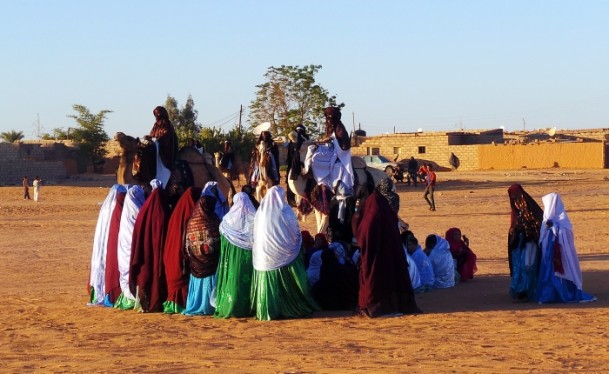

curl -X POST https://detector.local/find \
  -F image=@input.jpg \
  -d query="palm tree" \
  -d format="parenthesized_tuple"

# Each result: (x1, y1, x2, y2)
(0, 130, 25, 143)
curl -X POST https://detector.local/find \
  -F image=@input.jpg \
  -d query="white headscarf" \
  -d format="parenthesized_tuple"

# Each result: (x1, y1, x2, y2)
(220, 192, 256, 250)
(540, 193, 583, 289)
(117, 185, 146, 300)
(89, 184, 127, 304)
(428, 234, 455, 289)
(252, 186, 302, 271)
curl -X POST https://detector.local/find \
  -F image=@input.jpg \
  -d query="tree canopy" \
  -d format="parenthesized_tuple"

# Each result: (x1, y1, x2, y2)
(0, 130, 25, 143)
(165, 95, 255, 161)
(165, 95, 201, 148)
(248, 64, 343, 138)
(67, 104, 111, 171)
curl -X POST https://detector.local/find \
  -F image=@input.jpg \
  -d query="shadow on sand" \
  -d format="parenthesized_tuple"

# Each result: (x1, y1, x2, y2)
(310, 254, 608, 318)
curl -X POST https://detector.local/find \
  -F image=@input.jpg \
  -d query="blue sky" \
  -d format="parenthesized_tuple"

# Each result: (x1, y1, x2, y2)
(2, 1, 608, 139)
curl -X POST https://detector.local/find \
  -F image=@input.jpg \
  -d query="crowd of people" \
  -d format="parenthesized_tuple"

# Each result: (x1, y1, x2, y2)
(87, 105, 595, 322)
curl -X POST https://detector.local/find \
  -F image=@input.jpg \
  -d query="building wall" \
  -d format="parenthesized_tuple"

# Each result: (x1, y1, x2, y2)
(351, 133, 606, 171)
(0, 160, 67, 186)
(478, 142, 605, 169)
(447, 145, 479, 170)
(351, 132, 453, 170)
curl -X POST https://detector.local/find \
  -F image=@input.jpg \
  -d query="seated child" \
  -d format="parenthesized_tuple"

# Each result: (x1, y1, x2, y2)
(402, 232, 435, 291)
(425, 234, 457, 288)
(445, 228, 477, 281)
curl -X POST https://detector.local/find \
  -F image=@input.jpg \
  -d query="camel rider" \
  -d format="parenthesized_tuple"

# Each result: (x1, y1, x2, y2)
(303, 107, 354, 192)
(149, 106, 179, 171)
(220, 140, 234, 171)
(249, 130, 280, 186)
(286, 125, 311, 206)
(133, 106, 178, 188)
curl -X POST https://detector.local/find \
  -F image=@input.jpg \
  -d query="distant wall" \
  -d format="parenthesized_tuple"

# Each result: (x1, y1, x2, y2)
(351, 133, 606, 171)
(478, 142, 605, 170)
(0, 160, 67, 186)
(351, 132, 453, 170)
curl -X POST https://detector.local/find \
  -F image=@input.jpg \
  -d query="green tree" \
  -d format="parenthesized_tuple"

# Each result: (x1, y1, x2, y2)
(41, 127, 72, 140)
(249, 64, 343, 137)
(0, 130, 25, 143)
(165, 94, 201, 147)
(67, 104, 111, 173)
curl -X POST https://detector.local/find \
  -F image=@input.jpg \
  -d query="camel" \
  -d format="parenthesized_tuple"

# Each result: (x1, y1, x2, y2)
(114, 132, 234, 203)
(287, 140, 386, 234)
(214, 152, 248, 187)
(248, 141, 279, 202)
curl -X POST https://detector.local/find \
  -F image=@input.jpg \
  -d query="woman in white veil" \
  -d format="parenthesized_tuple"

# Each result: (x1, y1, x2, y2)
(251, 186, 318, 320)
(536, 193, 595, 303)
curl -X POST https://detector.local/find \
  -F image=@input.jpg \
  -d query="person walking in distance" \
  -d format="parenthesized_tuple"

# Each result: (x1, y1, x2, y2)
(22, 176, 31, 200)
(423, 164, 436, 211)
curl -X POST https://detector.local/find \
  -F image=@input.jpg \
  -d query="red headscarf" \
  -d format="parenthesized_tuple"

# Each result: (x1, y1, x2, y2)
(445, 227, 477, 281)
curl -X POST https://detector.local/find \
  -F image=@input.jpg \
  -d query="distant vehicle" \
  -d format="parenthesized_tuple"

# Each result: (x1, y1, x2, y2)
(361, 155, 404, 181)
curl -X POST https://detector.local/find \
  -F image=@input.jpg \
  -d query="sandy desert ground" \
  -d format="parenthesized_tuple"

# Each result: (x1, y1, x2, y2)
(1, 168, 609, 373)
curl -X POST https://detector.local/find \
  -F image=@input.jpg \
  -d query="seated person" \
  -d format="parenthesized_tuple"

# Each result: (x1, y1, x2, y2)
(425, 234, 457, 288)
(304, 233, 328, 269)
(307, 236, 359, 311)
(402, 232, 435, 291)
(445, 228, 477, 281)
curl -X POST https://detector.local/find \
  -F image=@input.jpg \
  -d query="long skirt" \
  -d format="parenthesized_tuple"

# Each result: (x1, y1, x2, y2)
(509, 238, 540, 301)
(214, 237, 254, 318)
(251, 255, 318, 321)
(114, 292, 136, 310)
(182, 273, 217, 316)
(536, 232, 595, 304)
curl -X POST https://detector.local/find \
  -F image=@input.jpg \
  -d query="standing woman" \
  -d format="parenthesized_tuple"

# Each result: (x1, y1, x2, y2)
(536, 193, 596, 303)
(129, 179, 170, 312)
(351, 190, 421, 317)
(251, 186, 318, 320)
(89, 184, 127, 305)
(33, 176, 42, 202)
(182, 194, 221, 316)
(114, 185, 146, 310)
(214, 192, 257, 318)
(162, 186, 202, 314)
(507, 184, 543, 301)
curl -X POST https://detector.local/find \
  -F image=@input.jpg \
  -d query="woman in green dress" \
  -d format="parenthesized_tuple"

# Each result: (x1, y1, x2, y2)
(250, 186, 318, 321)
(214, 192, 257, 318)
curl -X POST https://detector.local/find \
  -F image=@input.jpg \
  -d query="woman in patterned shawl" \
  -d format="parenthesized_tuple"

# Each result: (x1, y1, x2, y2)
(182, 192, 222, 316)
(251, 186, 318, 321)
(507, 184, 543, 301)
(377, 177, 399, 214)
(214, 192, 257, 318)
